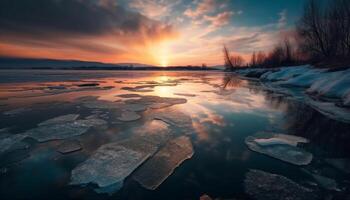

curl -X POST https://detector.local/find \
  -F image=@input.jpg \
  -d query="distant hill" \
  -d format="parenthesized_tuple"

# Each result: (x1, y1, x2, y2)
(0, 57, 220, 71)
(0, 57, 152, 69)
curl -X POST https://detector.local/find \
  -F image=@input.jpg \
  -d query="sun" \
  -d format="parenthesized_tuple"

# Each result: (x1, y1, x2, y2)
(150, 41, 171, 67)
(160, 58, 168, 67)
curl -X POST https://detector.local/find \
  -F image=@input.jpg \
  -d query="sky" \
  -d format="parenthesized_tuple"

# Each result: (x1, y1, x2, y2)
(0, 0, 307, 66)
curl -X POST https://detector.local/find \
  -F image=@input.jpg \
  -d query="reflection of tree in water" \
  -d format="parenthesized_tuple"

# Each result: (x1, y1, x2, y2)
(263, 91, 350, 157)
(222, 73, 243, 89)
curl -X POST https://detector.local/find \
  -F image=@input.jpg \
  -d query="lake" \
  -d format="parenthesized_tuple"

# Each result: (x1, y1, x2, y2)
(0, 70, 349, 200)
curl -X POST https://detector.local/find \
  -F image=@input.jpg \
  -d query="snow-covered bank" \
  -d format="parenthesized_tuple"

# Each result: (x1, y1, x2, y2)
(236, 65, 350, 122)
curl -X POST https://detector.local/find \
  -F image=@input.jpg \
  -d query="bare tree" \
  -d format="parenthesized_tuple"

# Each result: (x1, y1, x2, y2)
(231, 55, 245, 67)
(256, 51, 266, 66)
(223, 45, 234, 70)
(297, 0, 350, 62)
(251, 52, 257, 67)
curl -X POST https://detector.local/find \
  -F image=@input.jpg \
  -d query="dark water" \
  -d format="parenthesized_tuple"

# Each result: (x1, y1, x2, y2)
(0, 70, 349, 200)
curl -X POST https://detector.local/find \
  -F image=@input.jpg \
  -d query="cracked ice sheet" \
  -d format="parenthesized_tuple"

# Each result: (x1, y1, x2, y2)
(70, 134, 171, 194)
(245, 132, 313, 166)
(132, 136, 194, 190)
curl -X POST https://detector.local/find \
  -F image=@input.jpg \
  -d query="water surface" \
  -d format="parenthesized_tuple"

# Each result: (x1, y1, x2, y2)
(0, 70, 349, 200)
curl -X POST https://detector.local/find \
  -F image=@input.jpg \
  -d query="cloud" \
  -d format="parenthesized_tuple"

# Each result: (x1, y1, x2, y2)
(278, 9, 287, 29)
(0, 0, 176, 39)
(204, 11, 233, 27)
(0, 0, 179, 64)
(128, 0, 181, 19)
(184, 0, 216, 18)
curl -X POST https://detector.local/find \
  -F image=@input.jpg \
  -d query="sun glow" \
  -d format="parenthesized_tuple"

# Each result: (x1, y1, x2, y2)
(149, 41, 172, 67)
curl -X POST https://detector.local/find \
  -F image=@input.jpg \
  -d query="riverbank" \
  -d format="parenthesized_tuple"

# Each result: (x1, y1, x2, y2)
(235, 65, 350, 122)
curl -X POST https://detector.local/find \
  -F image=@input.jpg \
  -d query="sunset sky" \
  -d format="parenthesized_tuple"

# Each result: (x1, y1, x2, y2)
(0, 0, 307, 66)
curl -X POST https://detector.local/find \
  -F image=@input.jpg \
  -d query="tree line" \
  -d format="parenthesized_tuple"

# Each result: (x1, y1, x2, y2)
(224, 0, 350, 70)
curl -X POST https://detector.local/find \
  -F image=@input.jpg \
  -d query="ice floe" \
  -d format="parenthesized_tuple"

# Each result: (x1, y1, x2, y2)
(302, 170, 340, 191)
(245, 132, 312, 165)
(26, 115, 107, 142)
(0, 134, 28, 154)
(117, 111, 141, 122)
(117, 94, 142, 98)
(244, 169, 317, 200)
(3, 107, 32, 115)
(38, 114, 80, 126)
(152, 109, 194, 135)
(57, 140, 82, 154)
(132, 136, 194, 190)
(173, 93, 196, 97)
(325, 158, 350, 174)
(123, 104, 147, 112)
(70, 135, 169, 194)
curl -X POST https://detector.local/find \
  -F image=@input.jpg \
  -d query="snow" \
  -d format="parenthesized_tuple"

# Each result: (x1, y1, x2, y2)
(245, 132, 312, 165)
(244, 169, 317, 200)
(236, 65, 350, 122)
(253, 133, 309, 147)
(260, 65, 311, 81)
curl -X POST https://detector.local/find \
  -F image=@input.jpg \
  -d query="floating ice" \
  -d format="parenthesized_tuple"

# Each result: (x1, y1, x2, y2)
(117, 94, 142, 98)
(57, 140, 82, 154)
(132, 136, 194, 190)
(70, 136, 167, 194)
(153, 109, 194, 135)
(0, 134, 28, 154)
(133, 120, 171, 138)
(121, 86, 154, 92)
(149, 102, 172, 109)
(124, 95, 187, 110)
(254, 133, 308, 147)
(325, 158, 350, 174)
(123, 104, 147, 112)
(117, 111, 141, 122)
(244, 169, 317, 200)
(199, 194, 213, 200)
(26, 116, 107, 142)
(83, 100, 124, 109)
(3, 107, 32, 115)
(38, 114, 80, 126)
(303, 170, 340, 191)
(245, 132, 312, 165)
(173, 93, 196, 97)
(77, 83, 100, 87)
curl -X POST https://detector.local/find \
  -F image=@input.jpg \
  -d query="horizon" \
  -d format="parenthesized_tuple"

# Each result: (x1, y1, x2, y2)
(0, 0, 307, 67)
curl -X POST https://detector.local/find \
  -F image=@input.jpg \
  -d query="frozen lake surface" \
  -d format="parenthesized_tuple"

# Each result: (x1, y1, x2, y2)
(0, 70, 349, 199)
